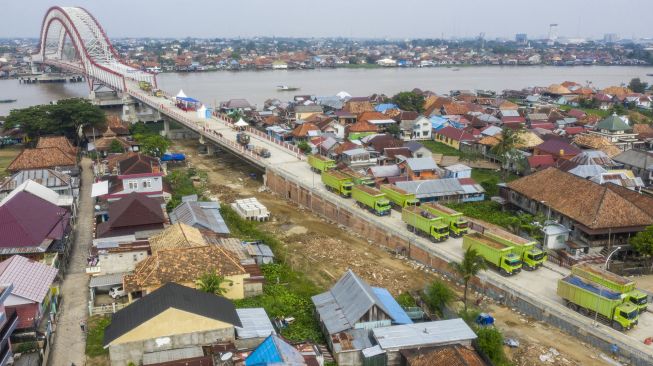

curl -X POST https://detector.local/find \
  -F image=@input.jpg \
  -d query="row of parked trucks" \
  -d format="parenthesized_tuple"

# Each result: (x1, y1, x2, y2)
(310, 154, 648, 332)
(557, 263, 648, 331)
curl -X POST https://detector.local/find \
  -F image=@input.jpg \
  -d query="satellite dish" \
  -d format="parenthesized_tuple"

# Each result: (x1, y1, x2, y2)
(220, 352, 233, 361)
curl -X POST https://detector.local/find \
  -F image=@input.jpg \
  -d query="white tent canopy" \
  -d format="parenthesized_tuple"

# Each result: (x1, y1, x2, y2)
(235, 118, 249, 127)
(176, 89, 188, 98)
(336, 91, 351, 100)
(196, 105, 208, 119)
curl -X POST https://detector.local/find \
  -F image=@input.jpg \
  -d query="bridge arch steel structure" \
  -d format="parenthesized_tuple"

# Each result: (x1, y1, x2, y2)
(34, 6, 156, 92)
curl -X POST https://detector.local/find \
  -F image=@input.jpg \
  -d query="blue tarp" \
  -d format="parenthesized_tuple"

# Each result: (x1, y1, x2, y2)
(375, 103, 398, 113)
(176, 96, 200, 104)
(565, 276, 621, 300)
(161, 153, 186, 161)
(372, 287, 413, 325)
(245, 334, 305, 366)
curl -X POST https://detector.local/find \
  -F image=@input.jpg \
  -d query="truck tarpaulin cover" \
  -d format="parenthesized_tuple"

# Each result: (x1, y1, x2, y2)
(565, 276, 621, 300)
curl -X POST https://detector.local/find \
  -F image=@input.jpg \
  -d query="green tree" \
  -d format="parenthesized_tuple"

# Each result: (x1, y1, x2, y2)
(4, 98, 104, 143)
(476, 327, 510, 366)
(135, 134, 169, 157)
(423, 280, 455, 318)
(449, 247, 487, 312)
(490, 127, 523, 180)
(392, 91, 425, 113)
(628, 78, 649, 93)
(631, 225, 653, 268)
(196, 271, 231, 296)
(109, 139, 125, 153)
(385, 123, 401, 138)
(396, 293, 416, 308)
(297, 141, 312, 154)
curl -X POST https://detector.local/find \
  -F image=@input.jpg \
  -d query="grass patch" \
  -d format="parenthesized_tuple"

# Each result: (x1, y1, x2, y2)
(558, 105, 609, 118)
(221, 205, 324, 342)
(85, 316, 111, 357)
(471, 169, 517, 197)
(165, 168, 207, 211)
(447, 201, 516, 230)
(421, 140, 462, 156)
(0, 146, 21, 178)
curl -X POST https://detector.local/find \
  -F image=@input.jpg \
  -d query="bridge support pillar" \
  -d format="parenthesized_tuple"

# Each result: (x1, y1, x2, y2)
(198, 134, 205, 145)
(206, 144, 215, 155)
(163, 118, 170, 137)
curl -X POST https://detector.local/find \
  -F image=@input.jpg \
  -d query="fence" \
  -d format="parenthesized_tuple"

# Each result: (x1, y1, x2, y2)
(88, 301, 128, 316)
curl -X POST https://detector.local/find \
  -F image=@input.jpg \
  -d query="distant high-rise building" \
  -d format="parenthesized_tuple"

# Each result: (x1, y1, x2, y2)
(547, 24, 558, 46)
(604, 33, 619, 43)
(515, 33, 528, 43)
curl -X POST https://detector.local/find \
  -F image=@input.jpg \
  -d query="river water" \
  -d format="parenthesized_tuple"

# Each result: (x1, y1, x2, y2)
(2, 65, 653, 115)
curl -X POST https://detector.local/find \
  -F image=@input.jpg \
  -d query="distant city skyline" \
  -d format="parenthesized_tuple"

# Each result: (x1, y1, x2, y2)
(1, 0, 652, 40)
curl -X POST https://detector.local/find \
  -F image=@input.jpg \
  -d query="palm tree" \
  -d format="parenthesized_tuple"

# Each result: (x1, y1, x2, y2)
(449, 247, 488, 312)
(195, 271, 232, 296)
(490, 127, 523, 180)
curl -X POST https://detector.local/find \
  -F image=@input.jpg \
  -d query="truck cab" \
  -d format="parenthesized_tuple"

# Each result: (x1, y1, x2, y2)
(523, 247, 547, 270)
(501, 253, 522, 275)
(626, 290, 648, 313)
(375, 198, 391, 216)
(613, 302, 639, 331)
(406, 198, 420, 207)
(450, 218, 469, 237)
(342, 181, 354, 197)
(430, 224, 449, 242)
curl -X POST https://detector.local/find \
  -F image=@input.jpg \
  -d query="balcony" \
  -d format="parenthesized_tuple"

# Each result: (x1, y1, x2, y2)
(0, 310, 17, 343)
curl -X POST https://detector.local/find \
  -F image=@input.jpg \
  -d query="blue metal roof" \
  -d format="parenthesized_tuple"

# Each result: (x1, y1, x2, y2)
(372, 287, 413, 325)
(245, 334, 305, 366)
(375, 103, 398, 113)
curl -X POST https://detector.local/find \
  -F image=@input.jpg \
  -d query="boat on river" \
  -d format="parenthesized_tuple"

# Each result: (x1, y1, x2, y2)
(277, 85, 299, 91)
(0, 99, 16, 103)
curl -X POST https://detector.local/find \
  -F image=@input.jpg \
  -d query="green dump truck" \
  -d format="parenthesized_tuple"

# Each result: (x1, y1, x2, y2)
(557, 275, 639, 331)
(138, 81, 152, 92)
(321, 170, 354, 198)
(340, 169, 375, 187)
(402, 206, 448, 242)
(422, 203, 469, 237)
(462, 233, 522, 276)
(308, 155, 336, 173)
(380, 184, 419, 209)
(483, 229, 546, 271)
(352, 185, 391, 216)
(572, 264, 648, 313)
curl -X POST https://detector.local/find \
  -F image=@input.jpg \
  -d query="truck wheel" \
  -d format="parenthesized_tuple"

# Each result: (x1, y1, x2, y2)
(566, 302, 578, 312)
(612, 321, 623, 331)
(579, 307, 589, 316)
(500, 268, 509, 276)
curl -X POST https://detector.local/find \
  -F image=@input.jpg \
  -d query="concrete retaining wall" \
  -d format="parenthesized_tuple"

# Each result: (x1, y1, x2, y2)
(265, 168, 653, 366)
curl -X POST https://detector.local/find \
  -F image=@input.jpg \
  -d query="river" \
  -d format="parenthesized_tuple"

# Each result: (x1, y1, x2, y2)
(2, 65, 653, 116)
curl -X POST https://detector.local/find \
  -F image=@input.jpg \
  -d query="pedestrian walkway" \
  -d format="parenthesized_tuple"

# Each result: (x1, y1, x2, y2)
(48, 158, 94, 366)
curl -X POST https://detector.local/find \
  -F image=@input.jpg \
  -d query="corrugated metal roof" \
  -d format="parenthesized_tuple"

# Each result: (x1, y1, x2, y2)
(372, 319, 476, 350)
(405, 158, 438, 172)
(311, 270, 392, 334)
(169, 201, 230, 234)
(0, 255, 58, 303)
(89, 273, 124, 288)
(396, 179, 464, 199)
(143, 346, 204, 365)
(568, 164, 607, 178)
(235, 308, 276, 339)
(371, 288, 412, 325)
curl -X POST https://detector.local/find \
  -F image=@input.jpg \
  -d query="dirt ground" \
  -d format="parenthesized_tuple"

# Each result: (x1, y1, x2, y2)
(171, 139, 621, 366)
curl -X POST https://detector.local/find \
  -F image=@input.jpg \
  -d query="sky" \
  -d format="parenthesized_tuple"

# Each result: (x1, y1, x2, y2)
(1, 0, 652, 40)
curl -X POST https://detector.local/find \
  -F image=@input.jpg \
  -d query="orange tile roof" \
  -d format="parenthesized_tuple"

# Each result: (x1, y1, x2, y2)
(507, 168, 653, 230)
(123, 245, 246, 293)
(291, 122, 320, 138)
(442, 103, 469, 115)
(347, 120, 379, 133)
(8, 147, 76, 172)
(36, 136, 77, 156)
(357, 111, 386, 123)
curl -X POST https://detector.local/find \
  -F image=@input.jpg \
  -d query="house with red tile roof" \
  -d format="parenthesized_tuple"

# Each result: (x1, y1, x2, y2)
(291, 122, 320, 142)
(0, 187, 71, 260)
(533, 139, 581, 161)
(7, 147, 77, 173)
(526, 155, 556, 173)
(97, 154, 167, 201)
(433, 126, 476, 150)
(0, 255, 58, 330)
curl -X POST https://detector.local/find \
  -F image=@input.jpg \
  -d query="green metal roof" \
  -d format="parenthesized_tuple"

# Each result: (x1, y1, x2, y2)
(596, 114, 630, 131)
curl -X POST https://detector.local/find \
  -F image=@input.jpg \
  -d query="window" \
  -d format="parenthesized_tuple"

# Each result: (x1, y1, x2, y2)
(128, 180, 138, 190)
(133, 254, 138, 262)
(142, 179, 152, 188)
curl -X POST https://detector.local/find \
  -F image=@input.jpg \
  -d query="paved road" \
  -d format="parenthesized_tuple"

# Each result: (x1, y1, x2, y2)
(131, 86, 653, 357)
(49, 158, 93, 366)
